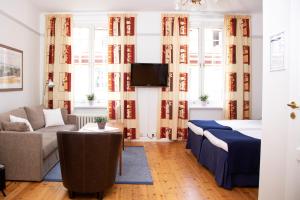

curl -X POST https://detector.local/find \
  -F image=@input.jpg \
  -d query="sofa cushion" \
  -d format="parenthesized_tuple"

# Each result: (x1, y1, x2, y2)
(43, 108, 65, 127)
(38, 124, 77, 133)
(39, 125, 77, 158)
(24, 105, 45, 130)
(42, 132, 58, 158)
(10, 115, 34, 132)
(0, 108, 28, 130)
(1, 122, 30, 132)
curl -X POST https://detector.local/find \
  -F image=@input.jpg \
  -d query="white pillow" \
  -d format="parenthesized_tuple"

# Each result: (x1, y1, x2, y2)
(10, 115, 34, 132)
(43, 108, 65, 127)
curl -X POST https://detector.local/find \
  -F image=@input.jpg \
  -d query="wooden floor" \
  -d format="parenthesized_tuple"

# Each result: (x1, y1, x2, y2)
(1, 142, 258, 200)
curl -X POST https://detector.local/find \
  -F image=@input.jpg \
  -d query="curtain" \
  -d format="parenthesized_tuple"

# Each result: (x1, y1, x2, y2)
(224, 15, 251, 120)
(107, 14, 139, 139)
(157, 14, 189, 140)
(44, 15, 72, 113)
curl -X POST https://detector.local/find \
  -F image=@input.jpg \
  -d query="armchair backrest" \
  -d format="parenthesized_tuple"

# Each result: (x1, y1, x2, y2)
(57, 131, 122, 193)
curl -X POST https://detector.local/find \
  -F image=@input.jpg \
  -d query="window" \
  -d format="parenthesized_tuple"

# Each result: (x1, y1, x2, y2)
(188, 25, 224, 107)
(73, 26, 108, 107)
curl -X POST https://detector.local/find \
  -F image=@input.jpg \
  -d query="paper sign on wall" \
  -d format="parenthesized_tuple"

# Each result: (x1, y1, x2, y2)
(270, 32, 285, 71)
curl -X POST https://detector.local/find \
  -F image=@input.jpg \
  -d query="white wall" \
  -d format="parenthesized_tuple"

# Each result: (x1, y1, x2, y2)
(0, 0, 40, 32)
(0, 0, 41, 113)
(189, 107, 224, 120)
(136, 12, 161, 137)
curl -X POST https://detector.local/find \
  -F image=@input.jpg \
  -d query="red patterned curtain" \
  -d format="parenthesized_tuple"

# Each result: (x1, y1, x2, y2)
(224, 15, 251, 119)
(158, 14, 189, 140)
(44, 15, 72, 113)
(107, 14, 138, 139)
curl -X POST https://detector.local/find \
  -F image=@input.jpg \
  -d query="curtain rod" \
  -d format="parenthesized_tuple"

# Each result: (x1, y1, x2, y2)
(42, 11, 260, 18)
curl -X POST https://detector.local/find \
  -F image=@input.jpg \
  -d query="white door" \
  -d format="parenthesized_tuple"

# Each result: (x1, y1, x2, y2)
(284, 0, 300, 198)
(259, 0, 300, 199)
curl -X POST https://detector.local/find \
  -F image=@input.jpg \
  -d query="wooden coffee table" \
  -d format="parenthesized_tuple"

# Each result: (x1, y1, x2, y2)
(80, 122, 124, 176)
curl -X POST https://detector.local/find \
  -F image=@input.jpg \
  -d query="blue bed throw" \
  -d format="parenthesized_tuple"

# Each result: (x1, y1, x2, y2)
(189, 120, 232, 131)
(208, 129, 261, 174)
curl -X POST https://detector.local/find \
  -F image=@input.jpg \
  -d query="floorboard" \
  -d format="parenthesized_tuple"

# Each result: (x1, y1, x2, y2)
(1, 142, 258, 200)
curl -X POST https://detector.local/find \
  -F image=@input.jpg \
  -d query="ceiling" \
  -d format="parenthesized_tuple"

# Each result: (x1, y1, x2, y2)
(29, 0, 262, 13)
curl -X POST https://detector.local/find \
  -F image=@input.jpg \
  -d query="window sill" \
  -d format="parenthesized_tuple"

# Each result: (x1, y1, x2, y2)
(74, 103, 223, 110)
(189, 104, 223, 110)
(74, 103, 107, 109)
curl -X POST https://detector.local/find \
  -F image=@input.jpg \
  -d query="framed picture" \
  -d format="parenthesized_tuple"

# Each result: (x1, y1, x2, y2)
(270, 32, 285, 71)
(0, 44, 23, 91)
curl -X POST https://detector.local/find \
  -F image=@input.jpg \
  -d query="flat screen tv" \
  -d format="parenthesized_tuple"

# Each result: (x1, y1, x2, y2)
(130, 63, 168, 87)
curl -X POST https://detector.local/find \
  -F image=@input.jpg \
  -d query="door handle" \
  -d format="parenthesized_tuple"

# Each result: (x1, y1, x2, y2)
(287, 101, 299, 109)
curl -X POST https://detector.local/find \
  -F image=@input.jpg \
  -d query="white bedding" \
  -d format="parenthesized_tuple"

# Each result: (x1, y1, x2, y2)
(217, 120, 262, 131)
(187, 122, 205, 136)
(187, 120, 262, 136)
(203, 129, 262, 152)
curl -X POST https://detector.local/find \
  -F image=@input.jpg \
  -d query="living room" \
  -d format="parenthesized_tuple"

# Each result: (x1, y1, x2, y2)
(1, 0, 300, 200)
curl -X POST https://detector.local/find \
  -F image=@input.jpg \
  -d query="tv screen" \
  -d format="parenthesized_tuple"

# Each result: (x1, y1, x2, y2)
(130, 63, 168, 87)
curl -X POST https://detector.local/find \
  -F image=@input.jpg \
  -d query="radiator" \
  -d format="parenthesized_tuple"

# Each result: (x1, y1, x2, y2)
(77, 115, 99, 129)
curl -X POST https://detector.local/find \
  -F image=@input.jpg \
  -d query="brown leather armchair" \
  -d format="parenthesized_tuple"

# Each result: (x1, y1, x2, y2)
(57, 131, 122, 200)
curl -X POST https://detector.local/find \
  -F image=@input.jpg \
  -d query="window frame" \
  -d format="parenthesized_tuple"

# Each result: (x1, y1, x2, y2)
(189, 20, 225, 107)
(72, 24, 108, 108)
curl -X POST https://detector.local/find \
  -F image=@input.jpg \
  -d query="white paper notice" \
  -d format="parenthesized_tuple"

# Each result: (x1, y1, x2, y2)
(270, 32, 285, 71)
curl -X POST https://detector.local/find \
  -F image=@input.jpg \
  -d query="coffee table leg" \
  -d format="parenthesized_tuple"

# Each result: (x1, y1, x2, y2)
(119, 150, 122, 176)
(123, 135, 125, 151)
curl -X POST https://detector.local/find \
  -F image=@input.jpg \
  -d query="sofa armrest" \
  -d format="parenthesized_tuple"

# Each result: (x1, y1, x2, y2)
(66, 114, 77, 125)
(0, 131, 44, 181)
(61, 108, 78, 127)
(66, 114, 78, 129)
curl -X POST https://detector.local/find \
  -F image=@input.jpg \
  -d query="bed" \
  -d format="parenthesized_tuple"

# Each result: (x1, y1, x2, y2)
(186, 121, 229, 159)
(186, 120, 262, 189)
(186, 120, 261, 160)
(200, 129, 261, 189)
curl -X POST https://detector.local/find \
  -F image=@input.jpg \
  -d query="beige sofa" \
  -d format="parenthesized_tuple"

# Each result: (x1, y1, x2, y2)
(0, 105, 78, 181)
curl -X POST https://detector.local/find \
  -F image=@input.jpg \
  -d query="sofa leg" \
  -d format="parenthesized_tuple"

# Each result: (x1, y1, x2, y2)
(68, 191, 75, 199)
(97, 192, 103, 200)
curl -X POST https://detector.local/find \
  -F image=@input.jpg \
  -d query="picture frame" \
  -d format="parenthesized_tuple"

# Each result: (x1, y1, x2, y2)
(0, 44, 23, 91)
(270, 32, 285, 71)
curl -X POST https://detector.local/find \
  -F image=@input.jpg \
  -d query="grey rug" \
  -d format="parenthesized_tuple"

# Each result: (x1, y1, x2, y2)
(44, 146, 153, 185)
